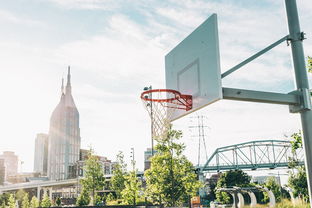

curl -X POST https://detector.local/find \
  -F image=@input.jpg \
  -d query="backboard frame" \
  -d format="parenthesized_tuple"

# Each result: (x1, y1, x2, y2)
(165, 13, 222, 121)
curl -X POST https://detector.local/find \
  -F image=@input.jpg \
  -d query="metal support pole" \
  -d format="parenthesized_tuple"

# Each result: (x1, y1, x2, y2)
(150, 86, 154, 157)
(37, 186, 41, 200)
(131, 147, 135, 171)
(144, 85, 154, 157)
(285, 0, 312, 201)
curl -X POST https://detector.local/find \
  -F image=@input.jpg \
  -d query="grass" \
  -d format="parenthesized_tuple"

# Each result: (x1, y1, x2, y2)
(241, 199, 310, 208)
(275, 199, 310, 208)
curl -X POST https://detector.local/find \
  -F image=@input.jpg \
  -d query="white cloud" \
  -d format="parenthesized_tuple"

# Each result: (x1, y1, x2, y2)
(52, 14, 167, 89)
(0, 10, 43, 26)
(45, 0, 122, 10)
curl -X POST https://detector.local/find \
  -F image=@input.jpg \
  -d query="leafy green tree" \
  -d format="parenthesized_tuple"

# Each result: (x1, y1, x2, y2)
(8, 194, 16, 208)
(94, 193, 104, 205)
(30, 196, 39, 208)
(290, 131, 303, 152)
(22, 193, 30, 208)
(111, 151, 127, 199)
(106, 193, 115, 203)
(308, 56, 312, 73)
(289, 166, 309, 202)
(40, 193, 51, 208)
(0, 193, 10, 207)
(145, 126, 202, 207)
(121, 171, 142, 205)
(289, 131, 303, 168)
(215, 170, 251, 204)
(263, 176, 281, 203)
(80, 148, 105, 205)
(55, 197, 61, 206)
(76, 188, 90, 206)
(16, 189, 26, 206)
(287, 131, 309, 202)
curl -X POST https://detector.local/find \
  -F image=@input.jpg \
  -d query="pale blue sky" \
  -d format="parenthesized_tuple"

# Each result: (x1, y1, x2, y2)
(0, 0, 311, 175)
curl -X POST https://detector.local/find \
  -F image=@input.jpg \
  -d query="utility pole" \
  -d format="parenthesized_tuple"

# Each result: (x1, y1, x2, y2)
(285, 0, 312, 201)
(189, 115, 209, 166)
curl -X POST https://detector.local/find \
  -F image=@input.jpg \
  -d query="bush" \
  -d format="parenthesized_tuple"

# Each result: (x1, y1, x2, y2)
(76, 188, 90, 206)
(106, 199, 122, 205)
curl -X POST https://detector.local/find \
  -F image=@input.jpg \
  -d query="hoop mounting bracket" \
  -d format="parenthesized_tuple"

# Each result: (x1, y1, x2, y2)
(289, 88, 312, 113)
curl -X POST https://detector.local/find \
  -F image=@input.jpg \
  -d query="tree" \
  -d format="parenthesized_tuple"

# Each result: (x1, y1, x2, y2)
(8, 194, 15, 208)
(106, 193, 115, 203)
(80, 148, 105, 205)
(55, 197, 61, 206)
(16, 189, 26, 206)
(0, 193, 10, 207)
(121, 171, 142, 205)
(215, 170, 251, 204)
(263, 176, 281, 203)
(22, 193, 30, 208)
(289, 166, 309, 202)
(40, 193, 51, 208)
(145, 126, 202, 207)
(30, 196, 39, 208)
(287, 131, 309, 203)
(76, 188, 90, 206)
(308, 56, 312, 73)
(110, 151, 127, 199)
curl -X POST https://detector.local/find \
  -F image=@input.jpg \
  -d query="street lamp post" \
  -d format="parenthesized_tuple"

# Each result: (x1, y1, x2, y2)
(130, 147, 136, 206)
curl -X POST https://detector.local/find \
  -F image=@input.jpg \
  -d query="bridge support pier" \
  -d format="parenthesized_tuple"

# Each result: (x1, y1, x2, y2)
(37, 186, 41, 200)
(49, 187, 52, 200)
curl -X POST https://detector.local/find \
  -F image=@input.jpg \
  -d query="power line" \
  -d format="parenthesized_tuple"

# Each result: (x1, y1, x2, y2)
(189, 115, 210, 166)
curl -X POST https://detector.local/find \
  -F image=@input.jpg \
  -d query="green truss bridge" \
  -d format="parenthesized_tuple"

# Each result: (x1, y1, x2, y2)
(199, 140, 304, 172)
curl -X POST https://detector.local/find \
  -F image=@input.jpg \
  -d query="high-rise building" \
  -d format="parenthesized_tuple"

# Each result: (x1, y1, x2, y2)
(144, 148, 156, 170)
(0, 151, 18, 180)
(33, 133, 49, 176)
(0, 159, 5, 185)
(48, 67, 81, 180)
(76, 149, 116, 177)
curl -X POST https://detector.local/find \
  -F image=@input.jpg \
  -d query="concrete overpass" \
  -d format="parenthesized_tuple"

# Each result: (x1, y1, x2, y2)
(0, 171, 144, 200)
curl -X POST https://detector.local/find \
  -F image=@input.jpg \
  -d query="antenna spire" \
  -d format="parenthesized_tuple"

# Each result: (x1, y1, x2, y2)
(66, 65, 72, 94)
(67, 66, 71, 85)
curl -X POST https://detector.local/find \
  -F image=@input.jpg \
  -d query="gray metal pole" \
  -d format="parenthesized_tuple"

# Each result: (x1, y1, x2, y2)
(285, 0, 312, 201)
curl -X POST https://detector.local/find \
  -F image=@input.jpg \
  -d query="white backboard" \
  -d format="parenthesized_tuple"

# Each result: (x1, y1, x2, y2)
(165, 14, 222, 121)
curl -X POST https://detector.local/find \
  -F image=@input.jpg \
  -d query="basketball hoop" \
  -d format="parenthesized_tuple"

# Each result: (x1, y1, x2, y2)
(141, 89, 192, 139)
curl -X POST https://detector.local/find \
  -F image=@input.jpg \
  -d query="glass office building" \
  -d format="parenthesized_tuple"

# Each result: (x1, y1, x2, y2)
(48, 68, 81, 180)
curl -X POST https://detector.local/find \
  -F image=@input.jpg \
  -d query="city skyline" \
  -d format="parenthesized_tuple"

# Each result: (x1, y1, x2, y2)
(0, 0, 311, 173)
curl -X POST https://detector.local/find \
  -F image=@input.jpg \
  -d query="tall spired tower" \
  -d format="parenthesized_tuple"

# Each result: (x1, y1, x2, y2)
(48, 67, 81, 180)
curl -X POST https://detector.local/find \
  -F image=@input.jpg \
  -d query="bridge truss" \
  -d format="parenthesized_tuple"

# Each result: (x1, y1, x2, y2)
(200, 140, 304, 172)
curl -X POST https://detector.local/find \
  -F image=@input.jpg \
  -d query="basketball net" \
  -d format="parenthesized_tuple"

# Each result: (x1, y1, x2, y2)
(141, 89, 192, 140)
